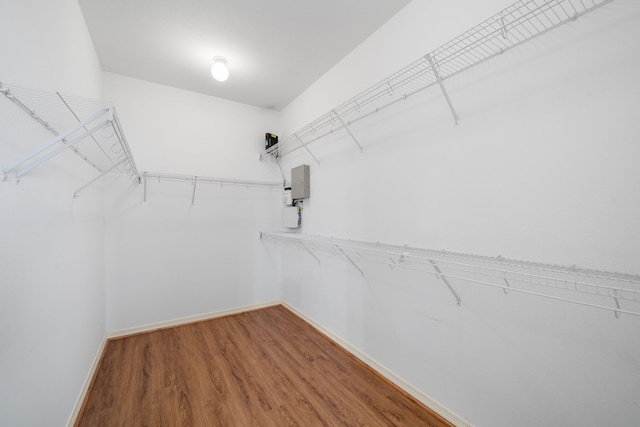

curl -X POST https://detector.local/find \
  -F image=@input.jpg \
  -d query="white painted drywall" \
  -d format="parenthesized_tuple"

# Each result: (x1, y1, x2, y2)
(0, 1, 106, 426)
(279, 1, 640, 426)
(0, 0, 103, 95)
(102, 74, 283, 331)
(102, 72, 284, 179)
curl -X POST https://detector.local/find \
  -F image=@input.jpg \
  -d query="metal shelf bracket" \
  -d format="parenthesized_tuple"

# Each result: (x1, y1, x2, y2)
(336, 245, 364, 275)
(426, 54, 459, 125)
(502, 277, 512, 295)
(294, 133, 321, 166)
(331, 110, 363, 153)
(430, 259, 462, 305)
(300, 242, 321, 263)
(191, 176, 198, 205)
(143, 172, 148, 204)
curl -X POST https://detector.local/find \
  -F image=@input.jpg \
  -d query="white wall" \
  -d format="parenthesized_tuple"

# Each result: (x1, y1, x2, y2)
(0, 0, 103, 96)
(102, 74, 283, 331)
(279, 1, 640, 426)
(0, 1, 105, 426)
(102, 72, 283, 179)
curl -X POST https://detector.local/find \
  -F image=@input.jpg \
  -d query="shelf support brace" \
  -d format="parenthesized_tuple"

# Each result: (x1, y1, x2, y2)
(500, 11, 509, 39)
(331, 110, 363, 153)
(429, 260, 461, 305)
(613, 289, 621, 319)
(2, 108, 111, 181)
(73, 158, 127, 198)
(336, 246, 364, 275)
(502, 272, 511, 295)
(299, 242, 320, 263)
(14, 120, 112, 181)
(426, 54, 459, 125)
(143, 172, 148, 204)
(191, 176, 198, 205)
(112, 112, 140, 180)
(294, 133, 320, 166)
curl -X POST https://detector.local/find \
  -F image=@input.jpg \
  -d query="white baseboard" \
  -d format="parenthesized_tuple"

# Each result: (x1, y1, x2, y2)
(281, 300, 473, 427)
(66, 332, 108, 427)
(107, 300, 281, 339)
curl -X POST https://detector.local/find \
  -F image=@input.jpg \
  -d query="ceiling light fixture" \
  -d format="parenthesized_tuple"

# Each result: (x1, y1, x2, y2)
(211, 57, 229, 82)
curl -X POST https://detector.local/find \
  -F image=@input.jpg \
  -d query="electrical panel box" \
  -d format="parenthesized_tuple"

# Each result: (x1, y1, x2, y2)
(281, 206, 300, 228)
(291, 164, 310, 200)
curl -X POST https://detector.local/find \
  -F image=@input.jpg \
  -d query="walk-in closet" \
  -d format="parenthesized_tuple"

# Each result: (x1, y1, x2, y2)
(1, 1, 638, 426)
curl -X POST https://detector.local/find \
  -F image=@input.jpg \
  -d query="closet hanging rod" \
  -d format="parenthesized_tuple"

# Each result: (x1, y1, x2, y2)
(143, 171, 283, 188)
(270, 0, 614, 160)
(261, 232, 640, 318)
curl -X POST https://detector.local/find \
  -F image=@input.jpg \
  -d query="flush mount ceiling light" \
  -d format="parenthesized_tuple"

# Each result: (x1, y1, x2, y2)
(211, 57, 229, 82)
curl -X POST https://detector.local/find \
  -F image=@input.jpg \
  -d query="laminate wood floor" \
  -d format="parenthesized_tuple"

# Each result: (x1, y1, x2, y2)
(76, 305, 452, 427)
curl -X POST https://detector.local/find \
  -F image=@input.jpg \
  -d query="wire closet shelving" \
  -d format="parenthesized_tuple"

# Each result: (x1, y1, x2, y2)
(261, 232, 640, 319)
(268, 0, 615, 164)
(0, 83, 284, 199)
(0, 82, 139, 197)
(141, 171, 283, 205)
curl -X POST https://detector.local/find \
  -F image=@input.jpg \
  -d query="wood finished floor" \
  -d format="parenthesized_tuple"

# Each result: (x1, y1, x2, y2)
(76, 305, 452, 427)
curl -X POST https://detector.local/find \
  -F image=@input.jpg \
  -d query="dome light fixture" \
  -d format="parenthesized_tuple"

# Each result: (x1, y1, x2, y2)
(211, 57, 229, 82)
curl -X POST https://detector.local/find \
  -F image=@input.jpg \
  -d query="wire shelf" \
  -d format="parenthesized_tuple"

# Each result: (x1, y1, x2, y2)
(261, 232, 640, 318)
(0, 82, 139, 194)
(270, 0, 614, 160)
(144, 171, 282, 188)
(142, 171, 282, 205)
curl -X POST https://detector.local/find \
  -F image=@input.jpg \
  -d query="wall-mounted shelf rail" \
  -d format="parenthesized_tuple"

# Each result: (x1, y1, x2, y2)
(1, 82, 139, 195)
(261, 232, 640, 318)
(142, 171, 283, 205)
(269, 0, 614, 162)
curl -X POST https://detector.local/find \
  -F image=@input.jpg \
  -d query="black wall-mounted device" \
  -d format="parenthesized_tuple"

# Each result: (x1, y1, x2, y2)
(265, 133, 278, 150)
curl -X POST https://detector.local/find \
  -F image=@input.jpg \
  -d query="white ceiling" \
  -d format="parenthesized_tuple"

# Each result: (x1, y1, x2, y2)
(78, 0, 411, 110)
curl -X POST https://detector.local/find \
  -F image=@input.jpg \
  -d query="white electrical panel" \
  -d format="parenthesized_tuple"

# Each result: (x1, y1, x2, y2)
(281, 206, 300, 229)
